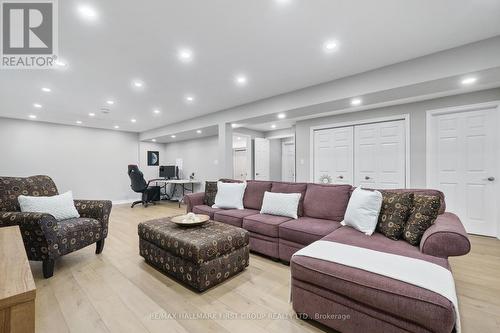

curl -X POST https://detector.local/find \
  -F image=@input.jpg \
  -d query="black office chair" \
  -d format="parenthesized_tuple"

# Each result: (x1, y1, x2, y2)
(128, 165, 160, 208)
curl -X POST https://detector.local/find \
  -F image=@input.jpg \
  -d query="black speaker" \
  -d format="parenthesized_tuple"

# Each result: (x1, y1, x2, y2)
(148, 186, 161, 201)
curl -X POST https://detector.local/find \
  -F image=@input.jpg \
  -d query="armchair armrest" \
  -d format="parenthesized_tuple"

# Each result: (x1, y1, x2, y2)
(183, 192, 205, 212)
(420, 212, 471, 258)
(74, 200, 112, 238)
(0, 211, 62, 260)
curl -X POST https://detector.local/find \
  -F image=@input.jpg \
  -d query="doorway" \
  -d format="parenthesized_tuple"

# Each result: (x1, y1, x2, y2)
(282, 141, 295, 182)
(427, 102, 499, 237)
(232, 134, 252, 180)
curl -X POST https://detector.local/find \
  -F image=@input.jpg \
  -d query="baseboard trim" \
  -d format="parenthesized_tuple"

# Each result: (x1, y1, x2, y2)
(112, 199, 136, 205)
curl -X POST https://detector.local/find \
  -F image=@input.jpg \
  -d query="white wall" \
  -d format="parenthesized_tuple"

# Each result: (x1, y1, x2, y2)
(295, 88, 500, 186)
(163, 135, 220, 191)
(0, 118, 140, 202)
(139, 141, 167, 181)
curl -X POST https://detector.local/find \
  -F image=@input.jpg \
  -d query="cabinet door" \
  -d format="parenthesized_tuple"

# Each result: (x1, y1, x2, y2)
(354, 120, 405, 189)
(313, 127, 353, 184)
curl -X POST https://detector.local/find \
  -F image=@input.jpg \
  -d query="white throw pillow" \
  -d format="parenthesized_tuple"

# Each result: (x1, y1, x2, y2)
(341, 187, 382, 235)
(260, 191, 301, 219)
(212, 181, 247, 209)
(18, 191, 80, 221)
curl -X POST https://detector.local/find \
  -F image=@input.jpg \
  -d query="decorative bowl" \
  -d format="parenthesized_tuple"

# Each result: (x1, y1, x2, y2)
(170, 214, 210, 227)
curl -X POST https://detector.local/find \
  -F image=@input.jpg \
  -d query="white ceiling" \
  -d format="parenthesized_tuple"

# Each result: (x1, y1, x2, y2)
(1, 0, 500, 132)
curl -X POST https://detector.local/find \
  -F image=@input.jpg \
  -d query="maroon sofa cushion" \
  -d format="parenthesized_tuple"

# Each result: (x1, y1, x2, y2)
(271, 182, 307, 216)
(192, 205, 222, 219)
(243, 214, 292, 238)
(214, 209, 260, 227)
(243, 180, 272, 210)
(279, 217, 342, 245)
(303, 184, 351, 221)
(291, 228, 455, 333)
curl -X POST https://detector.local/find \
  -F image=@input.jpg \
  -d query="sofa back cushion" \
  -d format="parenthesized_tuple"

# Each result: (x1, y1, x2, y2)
(271, 182, 307, 216)
(378, 189, 446, 215)
(243, 180, 272, 210)
(0, 175, 59, 212)
(303, 183, 352, 221)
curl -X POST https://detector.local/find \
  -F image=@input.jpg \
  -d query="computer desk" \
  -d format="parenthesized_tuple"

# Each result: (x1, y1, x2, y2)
(150, 179, 200, 208)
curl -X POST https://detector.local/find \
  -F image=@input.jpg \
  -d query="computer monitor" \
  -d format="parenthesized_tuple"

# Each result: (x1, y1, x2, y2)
(159, 165, 178, 179)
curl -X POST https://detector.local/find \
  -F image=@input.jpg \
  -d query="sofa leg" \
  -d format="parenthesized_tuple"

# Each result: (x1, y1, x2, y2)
(43, 259, 55, 278)
(96, 239, 105, 254)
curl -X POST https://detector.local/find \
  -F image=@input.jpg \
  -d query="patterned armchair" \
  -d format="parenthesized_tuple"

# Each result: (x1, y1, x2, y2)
(0, 175, 112, 278)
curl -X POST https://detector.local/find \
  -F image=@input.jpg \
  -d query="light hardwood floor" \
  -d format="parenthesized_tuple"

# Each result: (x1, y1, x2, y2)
(31, 202, 500, 333)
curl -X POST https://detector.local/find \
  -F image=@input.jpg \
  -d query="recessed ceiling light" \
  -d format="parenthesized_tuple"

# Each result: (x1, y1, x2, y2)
(153, 109, 161, 114)
(28, 114, 37, 119)
(152, 139, 157, 142)
(275, 0, 291, 4)
(237, 137, 242, 140)
(231, 123, 238, 128)
(323, 40, 338, 52)
(33, 103, 42, 108)
(132, 80, 144, 88)
(277, 113, 286, 119)
(351, 98, 362, 106)
(271, 124, 277, 129)
(114, 125, 120, 129)
(196, 130, 202, 134)
(185, 95, 195, 102)
(178, 48, 193, 62)
(88, 112, 95, 117)
(41, 87, 51, 93)
(77, 5, 98, 20)
(106, 100, 114, 105)
(235, 75, 248, 86)
(171, 135, 176, 138)
(131, 118, 137, 123)
(461, 77, 477, 85)
(76, 120, 82, 125)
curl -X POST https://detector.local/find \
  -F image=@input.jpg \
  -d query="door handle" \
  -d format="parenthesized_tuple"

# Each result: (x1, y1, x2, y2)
(365, 176, 371, 180)
(486, 176, 495, 181)
(337, 175, 344, 179)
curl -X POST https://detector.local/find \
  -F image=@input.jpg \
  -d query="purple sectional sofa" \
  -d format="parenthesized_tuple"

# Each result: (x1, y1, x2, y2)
(184, 180, 470, 333)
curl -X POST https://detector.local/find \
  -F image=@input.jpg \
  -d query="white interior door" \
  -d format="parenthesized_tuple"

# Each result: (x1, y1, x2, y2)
(254, 138, 270, 180)
(314, 127, 354, 185)
(233, 149, 247, 181)
(428, 107, 498, 236)
(282, 142, 296, 182)
(354, 120, 405, 189)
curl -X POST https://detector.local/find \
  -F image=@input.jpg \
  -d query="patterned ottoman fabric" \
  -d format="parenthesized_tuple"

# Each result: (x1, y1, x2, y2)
(138, 218, 250, 291)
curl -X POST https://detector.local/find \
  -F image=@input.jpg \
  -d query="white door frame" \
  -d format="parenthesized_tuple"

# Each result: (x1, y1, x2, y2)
(309, 114, 410, 187)
(282, 141, 296, 182)
(426, 101, 500, 239)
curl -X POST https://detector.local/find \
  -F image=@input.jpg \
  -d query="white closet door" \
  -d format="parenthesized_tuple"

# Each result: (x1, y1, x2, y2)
(254, 138, 270, 180)
(313, 127, 353, 184)
(354, 120, 405, 189)
(429, 108, 498, 236)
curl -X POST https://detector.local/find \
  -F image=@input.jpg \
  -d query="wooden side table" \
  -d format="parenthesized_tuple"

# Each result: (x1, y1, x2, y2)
(0, 226, 36, 333)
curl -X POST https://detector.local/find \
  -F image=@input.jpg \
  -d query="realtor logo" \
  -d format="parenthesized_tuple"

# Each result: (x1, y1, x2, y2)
(1, 0, 58, 69)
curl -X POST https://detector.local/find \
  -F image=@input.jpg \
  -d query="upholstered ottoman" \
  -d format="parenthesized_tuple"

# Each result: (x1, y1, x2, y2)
(138, 218, 249, 292)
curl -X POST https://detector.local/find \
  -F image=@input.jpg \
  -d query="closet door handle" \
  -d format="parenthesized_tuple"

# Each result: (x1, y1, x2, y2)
(337, 175, 344, 179)
(365, 176, 371, 180)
